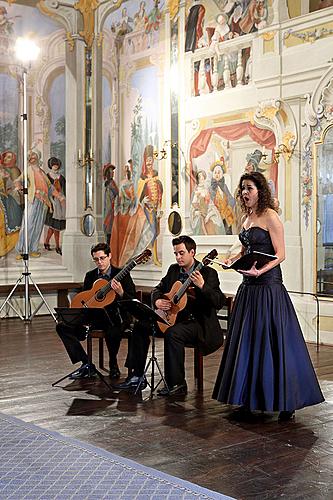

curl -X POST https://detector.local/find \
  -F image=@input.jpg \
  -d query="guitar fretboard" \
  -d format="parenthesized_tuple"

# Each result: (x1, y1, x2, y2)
(173, 262, 203, 304)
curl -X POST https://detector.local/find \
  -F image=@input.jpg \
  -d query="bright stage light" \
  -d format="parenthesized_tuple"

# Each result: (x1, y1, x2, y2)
(15, 36, 40, 63)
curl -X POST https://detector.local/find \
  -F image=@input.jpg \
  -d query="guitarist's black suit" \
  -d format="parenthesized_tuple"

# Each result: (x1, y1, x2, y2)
(127, 260, 225, 388)
(56, 265, 136, 372)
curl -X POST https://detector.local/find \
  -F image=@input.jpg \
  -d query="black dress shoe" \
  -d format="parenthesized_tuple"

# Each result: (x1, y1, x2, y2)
(278, 410, 295, 422)
(69, 363, 96, 380)
(113, 375, 147, 391)
(157, 382, 188, 397)
(109, 365, 121, 379)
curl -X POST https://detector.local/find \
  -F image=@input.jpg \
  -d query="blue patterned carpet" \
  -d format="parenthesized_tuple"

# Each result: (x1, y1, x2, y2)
(0, 413, 232, 499)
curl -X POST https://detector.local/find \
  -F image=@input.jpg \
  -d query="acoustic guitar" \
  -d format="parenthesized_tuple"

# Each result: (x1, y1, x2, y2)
(155, 249, 218, 333)
(70, 249, 152, 308)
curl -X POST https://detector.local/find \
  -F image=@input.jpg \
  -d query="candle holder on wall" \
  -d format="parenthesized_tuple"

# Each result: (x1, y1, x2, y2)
(77, 148, 94, 168)
(262, 143, 294, 164)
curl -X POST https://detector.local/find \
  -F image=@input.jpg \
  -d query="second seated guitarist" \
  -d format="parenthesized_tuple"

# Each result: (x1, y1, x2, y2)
(115, 235, 226, 396)
(56, 242, 136, 379)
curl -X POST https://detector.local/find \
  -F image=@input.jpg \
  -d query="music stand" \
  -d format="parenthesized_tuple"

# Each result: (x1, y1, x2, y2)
(119, 299, 169, 398)
(52, 307, 112, 390)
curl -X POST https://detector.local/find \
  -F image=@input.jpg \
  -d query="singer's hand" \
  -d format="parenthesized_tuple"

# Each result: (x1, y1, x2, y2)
(238, 262, 259, 277)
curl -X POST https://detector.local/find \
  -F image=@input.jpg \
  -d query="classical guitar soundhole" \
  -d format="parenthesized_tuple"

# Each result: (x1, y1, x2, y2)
(96, 290, 105, 301)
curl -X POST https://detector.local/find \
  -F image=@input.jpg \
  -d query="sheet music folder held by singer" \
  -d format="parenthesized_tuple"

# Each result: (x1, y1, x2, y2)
(222, 251, 277, 271)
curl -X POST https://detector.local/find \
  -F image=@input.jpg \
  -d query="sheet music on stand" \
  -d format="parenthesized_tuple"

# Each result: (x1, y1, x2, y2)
(55, 307, 112, 330)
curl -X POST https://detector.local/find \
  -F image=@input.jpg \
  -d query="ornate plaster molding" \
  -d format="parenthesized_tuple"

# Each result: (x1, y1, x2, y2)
(254, 99, 298, 152)
(302, 64, 333, 227)
(38, 1, 76, 33)
(284, 25, 333, 45)
(74, 0, 99, 48)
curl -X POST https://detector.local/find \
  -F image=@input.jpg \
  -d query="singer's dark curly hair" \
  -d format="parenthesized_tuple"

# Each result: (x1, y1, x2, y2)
(237, 172, 275, 215)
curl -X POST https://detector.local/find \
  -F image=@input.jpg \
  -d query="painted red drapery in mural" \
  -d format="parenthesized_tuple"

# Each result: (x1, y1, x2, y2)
(189, 122, 277, 190)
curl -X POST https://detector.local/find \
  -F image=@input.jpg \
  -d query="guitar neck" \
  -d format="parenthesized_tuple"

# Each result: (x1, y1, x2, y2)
(114, 260, 137, 282)
(174, 262, 203, 303)
(100, 260, 136, 295)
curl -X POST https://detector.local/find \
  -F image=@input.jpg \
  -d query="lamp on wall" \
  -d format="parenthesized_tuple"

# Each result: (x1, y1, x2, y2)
(262, 143, 294, 164)
(0, 36, 56, 322)
(153, 140, 178, 160)
(77, 148, 94, 168)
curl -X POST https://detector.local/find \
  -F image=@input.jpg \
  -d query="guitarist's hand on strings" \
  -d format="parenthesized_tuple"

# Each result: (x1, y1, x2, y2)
(190, 270, 204, 289)
(155, 298, 172, 311)
(111, 278, 124, 298)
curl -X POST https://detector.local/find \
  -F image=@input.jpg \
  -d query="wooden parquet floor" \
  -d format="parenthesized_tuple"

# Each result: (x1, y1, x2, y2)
(0, 316, 332, 500)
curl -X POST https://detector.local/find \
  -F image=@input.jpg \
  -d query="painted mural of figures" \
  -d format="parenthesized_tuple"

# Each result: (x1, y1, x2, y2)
(0, 6, 14, 36)
(137, 144, 163, 266)
(185, 0, 212, 96)
(1, 151, 22, 207)
(209, 159, 235, 234)
(103, 163, 119, 247)
(211, 13, 231, 45)
(190, 170, 222, 235)
(229, 5, 243, 36)
(134, 1, 146, 30)
(0, 154, 22, 258)
(119, 160, 136, 214)
(44, 157, 66, 255)
(245, 149, 277, 200)
(15, 150, 53, 259)
(145, 0, 162, 48)
(117, 7, 133, 36)
(239, 0, 267, 33)
(110, 160, 149, 268)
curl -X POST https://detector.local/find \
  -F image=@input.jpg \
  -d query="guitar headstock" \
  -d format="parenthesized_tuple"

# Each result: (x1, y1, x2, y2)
(202, 249, 218, 266)
(134, 249, 152, 265)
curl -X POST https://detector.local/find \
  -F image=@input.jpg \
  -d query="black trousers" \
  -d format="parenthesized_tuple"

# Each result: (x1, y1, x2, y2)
(56, 322, 124, 368)
(129, 319, 204, 387)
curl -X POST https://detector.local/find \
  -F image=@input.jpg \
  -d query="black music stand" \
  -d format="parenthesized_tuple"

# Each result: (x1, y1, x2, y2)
(119, 299, 169, 398)
(52, 307, 112, 390)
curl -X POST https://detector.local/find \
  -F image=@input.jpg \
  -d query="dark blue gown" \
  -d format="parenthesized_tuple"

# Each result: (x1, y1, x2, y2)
(213, 227, 324, 412)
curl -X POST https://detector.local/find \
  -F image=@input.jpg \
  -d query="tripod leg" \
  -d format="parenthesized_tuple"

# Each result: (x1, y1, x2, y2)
(93, 367, 113, 390)
(0, 276, 25, 319)
(151, 356, 169, 392)
(28, 275, 57, 322)
(134, 358, 152, 395)
(52, 368, 80, 386)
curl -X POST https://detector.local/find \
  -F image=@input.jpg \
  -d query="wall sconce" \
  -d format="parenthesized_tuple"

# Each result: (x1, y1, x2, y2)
(77, 148, 94, 167)
(153, 140, 178, 161)
(153, 148, 167, 160)
(262, 144, 293, 164)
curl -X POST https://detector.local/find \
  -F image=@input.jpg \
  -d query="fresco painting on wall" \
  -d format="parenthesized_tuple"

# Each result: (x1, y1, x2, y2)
(103, 163, 119, 247)
(0, 72, 21, 259)
(43, 156, 66, 256)
(110, 62, 162, 267)
(102, 76, 112, 165)
(185, 0, 270, 95)
(0, 1, 65, 264)
(106, 0, 164, 56)
(189, 120, 278, 235)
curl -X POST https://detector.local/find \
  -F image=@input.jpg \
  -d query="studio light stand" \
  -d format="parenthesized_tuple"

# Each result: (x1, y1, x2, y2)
(0, 38, 56, 322)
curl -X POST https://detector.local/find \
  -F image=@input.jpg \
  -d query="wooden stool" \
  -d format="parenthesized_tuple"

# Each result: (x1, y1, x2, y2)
(86, 328, 133, 373)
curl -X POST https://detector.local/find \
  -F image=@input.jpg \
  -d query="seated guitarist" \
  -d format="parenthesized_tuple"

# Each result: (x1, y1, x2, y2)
(56, 242, 136, 379)
(115, 235, 226, 396)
